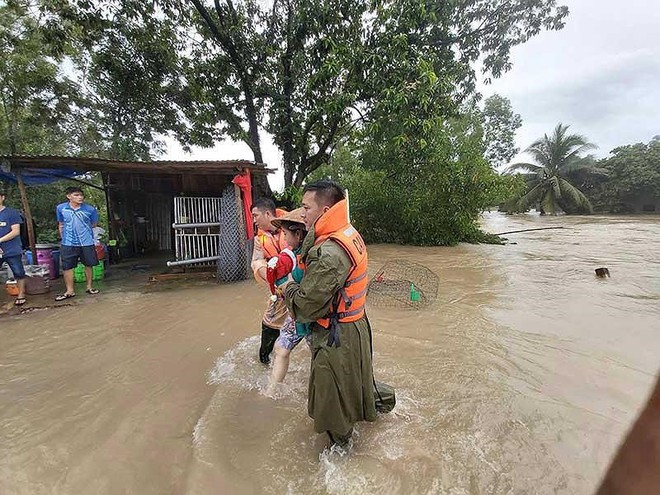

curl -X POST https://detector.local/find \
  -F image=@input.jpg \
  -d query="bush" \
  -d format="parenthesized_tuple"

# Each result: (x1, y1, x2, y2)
(344, 118, 523, 246)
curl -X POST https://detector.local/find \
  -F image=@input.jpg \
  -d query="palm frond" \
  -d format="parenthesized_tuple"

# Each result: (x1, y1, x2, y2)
(562, 144, 598, 164)
(504, 162, 544, 174)
(540, 191, 560, 215)
(549, 175, 561, 198)
(525, 141, 552, 168)
(522, 123, 597, 179)
(558, 178, 593, 213)
(518, 173, 542, 185)
(560, 161, 608, 177)
(516, 181, 547, 211)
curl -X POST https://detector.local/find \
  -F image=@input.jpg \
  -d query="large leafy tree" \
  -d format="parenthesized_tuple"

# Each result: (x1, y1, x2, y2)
(61, 0, 569, 187)
(348, 111, 524, 245)
(0, 1, 80, 155)
(1, 1, 170, 161)
(350, 56, 525, 245)
(77, 8, 185, 160)
(481, 94, 522, 168)
(506, 123, 600, 214)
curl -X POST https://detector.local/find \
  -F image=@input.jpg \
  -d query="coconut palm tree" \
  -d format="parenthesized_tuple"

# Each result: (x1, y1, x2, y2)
(506, 123, 602, 215)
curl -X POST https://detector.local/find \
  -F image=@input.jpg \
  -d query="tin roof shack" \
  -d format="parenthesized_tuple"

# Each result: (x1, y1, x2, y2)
(0, 156, 271, 271)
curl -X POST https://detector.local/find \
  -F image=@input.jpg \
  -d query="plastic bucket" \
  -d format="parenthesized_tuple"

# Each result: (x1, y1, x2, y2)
(5, 280, 19, 296)
(26, 244, 59, 279)
(36, 249, 56, 280)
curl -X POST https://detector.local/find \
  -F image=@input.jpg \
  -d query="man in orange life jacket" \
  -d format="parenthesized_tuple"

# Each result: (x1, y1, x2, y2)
(250, 198, 288, 364)
(279, 180, 376, 448)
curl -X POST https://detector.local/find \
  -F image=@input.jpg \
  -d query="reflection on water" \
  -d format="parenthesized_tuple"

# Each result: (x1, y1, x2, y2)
(1, 212, 659, 494)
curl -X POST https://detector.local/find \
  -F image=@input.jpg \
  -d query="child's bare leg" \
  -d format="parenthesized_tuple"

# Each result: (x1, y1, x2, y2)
(270, 343, 291, 384)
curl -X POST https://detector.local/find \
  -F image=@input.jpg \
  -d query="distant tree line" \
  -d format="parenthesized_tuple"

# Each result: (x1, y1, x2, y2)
(500, 124, 660, 215)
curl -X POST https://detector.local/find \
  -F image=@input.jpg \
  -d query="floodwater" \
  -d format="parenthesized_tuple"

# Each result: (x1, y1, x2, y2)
(1, 212, 659, 494)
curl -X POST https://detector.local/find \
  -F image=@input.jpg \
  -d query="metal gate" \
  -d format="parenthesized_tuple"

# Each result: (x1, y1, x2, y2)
(170, 196, 222, 267)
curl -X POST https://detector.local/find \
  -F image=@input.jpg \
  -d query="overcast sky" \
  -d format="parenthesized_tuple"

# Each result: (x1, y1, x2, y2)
(164, 0, 660, 190)
(483, 0, 660, 164)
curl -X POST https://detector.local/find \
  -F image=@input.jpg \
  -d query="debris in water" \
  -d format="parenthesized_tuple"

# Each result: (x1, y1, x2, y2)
(595, 267, 610, 278)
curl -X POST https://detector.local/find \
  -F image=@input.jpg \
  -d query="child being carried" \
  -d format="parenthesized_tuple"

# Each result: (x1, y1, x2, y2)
(265, 208, 310, 396)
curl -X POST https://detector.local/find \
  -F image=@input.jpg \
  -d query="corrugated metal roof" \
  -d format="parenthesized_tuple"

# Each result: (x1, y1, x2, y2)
(0, 155, 274, 175)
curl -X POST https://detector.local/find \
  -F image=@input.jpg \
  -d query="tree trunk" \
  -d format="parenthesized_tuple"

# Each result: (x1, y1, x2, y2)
(293, 170, 305, 188)
(15, 169, 37, 264)
(252, 173, 272, 198)
(244, 87, 263, 164)
(284, 165, 295, 188)
(190, 0, 264, 166)
(280, 2, 296, 188)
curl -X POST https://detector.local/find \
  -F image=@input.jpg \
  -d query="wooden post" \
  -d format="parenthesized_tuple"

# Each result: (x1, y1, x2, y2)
(101, 173, 114, 237)
(234, 183, 246, 249)
(234, 183, 250, 279)
(15, 168, 38, 265)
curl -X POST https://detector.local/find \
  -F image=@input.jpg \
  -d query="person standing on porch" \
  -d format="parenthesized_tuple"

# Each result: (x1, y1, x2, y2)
(250, 198, 287, 364)
(55, 187, 100, 301)
(0, 189, 28, 306)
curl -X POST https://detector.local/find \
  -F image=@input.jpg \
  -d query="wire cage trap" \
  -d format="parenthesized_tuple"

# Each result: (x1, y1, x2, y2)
(367, 260, 439, 309)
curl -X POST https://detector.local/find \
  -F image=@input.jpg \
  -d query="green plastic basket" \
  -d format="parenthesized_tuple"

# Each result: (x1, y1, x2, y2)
(73, 262, 104, 282)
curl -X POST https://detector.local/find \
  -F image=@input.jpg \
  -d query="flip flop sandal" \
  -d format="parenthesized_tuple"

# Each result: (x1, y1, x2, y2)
(14, 298, 27, 306)
(86, 288, 100, 295)
(55, 293, 76, 301)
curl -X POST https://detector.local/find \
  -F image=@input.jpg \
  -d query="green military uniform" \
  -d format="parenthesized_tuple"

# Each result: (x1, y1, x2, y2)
(283, 225, 377, 440)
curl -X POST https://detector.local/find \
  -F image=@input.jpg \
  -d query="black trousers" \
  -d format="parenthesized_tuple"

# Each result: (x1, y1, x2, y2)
(259, 323, 279, 364)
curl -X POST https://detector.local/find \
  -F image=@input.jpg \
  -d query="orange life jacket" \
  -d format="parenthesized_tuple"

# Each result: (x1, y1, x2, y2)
(313, 199, 368, 329)
(296, 253, 306, 273)
(256, 208, 287, 258)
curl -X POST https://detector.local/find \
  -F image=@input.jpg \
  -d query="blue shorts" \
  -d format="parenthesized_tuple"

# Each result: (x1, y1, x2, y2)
(60, 245, 98, 271)
(1, 254, 26, 279)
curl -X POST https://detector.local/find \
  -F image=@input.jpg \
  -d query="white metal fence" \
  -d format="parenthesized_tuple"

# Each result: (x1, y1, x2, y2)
(172, 196, 222, 267)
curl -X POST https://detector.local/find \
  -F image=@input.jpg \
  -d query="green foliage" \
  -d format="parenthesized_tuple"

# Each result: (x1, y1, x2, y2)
(57, 0, 189, 160)
(345, 113, 524, 246)
(272, 186, 303, 211)
(481, 94, 522, 168)
(308, 144, 361, 183)
(1, 1, 168, 160)
(60, 0, 568, 187)
(505, 123, 599, 214)
(0, 1, 80, 155)
(587, 137, 660, 212)
(2, 0, 571, 247)
(333, 35, 530, 246)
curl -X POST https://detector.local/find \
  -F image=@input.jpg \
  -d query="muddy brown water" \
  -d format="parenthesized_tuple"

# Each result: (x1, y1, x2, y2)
(1, 212, 659, 494)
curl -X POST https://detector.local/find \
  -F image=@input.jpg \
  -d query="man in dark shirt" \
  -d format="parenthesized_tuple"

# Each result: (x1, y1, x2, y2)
(0, 190, 27, 305)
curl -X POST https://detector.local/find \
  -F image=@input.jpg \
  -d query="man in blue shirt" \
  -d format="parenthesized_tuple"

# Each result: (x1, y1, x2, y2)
(0, 189, 27, 305)
(55, 187, 100, 300)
